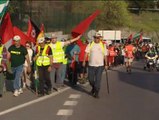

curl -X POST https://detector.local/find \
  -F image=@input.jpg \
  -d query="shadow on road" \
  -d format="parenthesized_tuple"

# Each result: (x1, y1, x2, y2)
(111, 68, 159, 94)
(64, 80, 91, 96)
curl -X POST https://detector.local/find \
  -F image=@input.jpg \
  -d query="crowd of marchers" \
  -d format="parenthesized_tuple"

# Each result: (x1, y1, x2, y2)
(0, 32, 159, 99)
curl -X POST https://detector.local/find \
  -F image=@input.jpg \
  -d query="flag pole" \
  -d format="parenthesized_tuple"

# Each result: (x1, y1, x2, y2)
(0, 9, 6, 25)
(0, 0, 10, 25)
(105, 68, 110, 94)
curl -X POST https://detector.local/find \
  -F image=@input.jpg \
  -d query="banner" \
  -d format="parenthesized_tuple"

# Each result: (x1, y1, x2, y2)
(0, 12, 13, 44)
(71, 10, 101, 38)
(13, 26, 31, 46)
(27, 19, 40, 43)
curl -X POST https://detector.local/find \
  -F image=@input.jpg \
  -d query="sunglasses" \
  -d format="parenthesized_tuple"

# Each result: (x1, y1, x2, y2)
(95, 37, 100, 39)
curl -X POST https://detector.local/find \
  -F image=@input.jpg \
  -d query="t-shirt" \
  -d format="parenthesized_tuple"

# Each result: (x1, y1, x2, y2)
(66, 44, 80, 63)
(50, 42, 65, 49)
(85, 42, 108, 67)
(78, 42, 88, 62)
(8, 45, 28, 67)
(146, 50, 157, 57)
(24, 49, 34, 67)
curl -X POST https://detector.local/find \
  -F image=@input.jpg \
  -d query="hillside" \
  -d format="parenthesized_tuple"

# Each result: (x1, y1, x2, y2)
(123, 11, 159, 42)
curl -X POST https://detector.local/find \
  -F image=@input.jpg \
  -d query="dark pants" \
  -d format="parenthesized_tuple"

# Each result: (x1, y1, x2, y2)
(38, 66, 52, 94)
(79, 61, 88, 74)
(88, 66, 104, 92)
(67, 62, 79, 86)
(0, 72, 5, 95)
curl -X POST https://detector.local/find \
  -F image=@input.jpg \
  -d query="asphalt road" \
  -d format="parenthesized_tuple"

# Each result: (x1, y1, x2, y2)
(0, 60, 159, 120)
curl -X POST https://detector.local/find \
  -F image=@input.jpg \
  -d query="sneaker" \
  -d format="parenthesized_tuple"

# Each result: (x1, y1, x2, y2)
(53, 87, 58, 91)
(93, 91, 99, 99)
(45, 90, 52, 95)
(18, 88, 23, 94)
(13, 90, 19, 97)
(23, 83, 26, 89)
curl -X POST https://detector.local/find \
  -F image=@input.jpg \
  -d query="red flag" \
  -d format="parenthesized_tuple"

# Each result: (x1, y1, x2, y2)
(71, 10, 101, 38)
(126, 34, 133, 42)
(70, 55, 75, 70)
(13, 26, 31, 46)
(36, 23, 45, 42)
(136, 32, 143, 45)
(40, 23, 44, 32)
(27, 19, 40, 43)
(139, 32, 143, 43)
(0, 12, 14, 44)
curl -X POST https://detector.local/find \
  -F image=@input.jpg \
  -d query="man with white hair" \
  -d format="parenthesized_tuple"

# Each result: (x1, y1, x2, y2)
(83, 32, 108, 98)
(49, 34, 81, 90)
(7, 35, 31, 97)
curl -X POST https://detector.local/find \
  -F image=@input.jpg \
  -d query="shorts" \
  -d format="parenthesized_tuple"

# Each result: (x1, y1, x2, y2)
(108, 56, 114, 64)
(124, 57, 133, 63)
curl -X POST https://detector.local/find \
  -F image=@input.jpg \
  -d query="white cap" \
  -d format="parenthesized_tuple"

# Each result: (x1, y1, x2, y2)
(51, 33, 57, 38)
(13, 35, 21, 41)
(94, 32, 102, 37)
(38, 37, 45, 43)
(149, 43, 153, 48)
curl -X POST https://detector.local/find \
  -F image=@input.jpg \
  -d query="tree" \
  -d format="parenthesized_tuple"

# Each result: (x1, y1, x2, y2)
(98, 1, 132, 29)
(71, 1, 132, 29)
(127, 0, 159, 9)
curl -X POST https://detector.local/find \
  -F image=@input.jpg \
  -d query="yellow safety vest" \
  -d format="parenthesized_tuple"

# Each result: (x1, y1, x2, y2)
(36, 45, 51, 66)
(0, 45, 4, 65)
(63, 57, 68, 64)
(90, 41, 105, 54)
(50, 41, 64, 63)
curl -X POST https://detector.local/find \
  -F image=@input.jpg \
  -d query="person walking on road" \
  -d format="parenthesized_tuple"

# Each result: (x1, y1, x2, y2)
(7, 35, 31, 97)
(0, 37, 7, 98)
(22, 41, 34, 89)
(49, 34, 81, 90)
(34, 37, 53, 96)
(83, 32, 108, 98)
(124, 41, 136, 74)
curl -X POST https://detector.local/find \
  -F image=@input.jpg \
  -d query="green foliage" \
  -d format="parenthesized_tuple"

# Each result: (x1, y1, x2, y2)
(127, 0, 158, 8)
(71, 1, 132, 29)
(130, 11, 159, 32)
(6, 1, 159, 35)
(71, 1, 105, 14)
(98, 1, 132, 29)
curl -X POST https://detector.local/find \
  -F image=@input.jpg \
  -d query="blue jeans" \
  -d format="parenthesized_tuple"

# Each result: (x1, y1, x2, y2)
(12, 65, 24, 90)
(88, 66, 104, 91)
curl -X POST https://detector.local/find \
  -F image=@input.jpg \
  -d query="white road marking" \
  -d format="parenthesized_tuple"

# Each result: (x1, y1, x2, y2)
(57, 109, 73, 116)
(0, 87, 70, 116)
(69, 94, 81, 99)
(63, 101, 78, 106)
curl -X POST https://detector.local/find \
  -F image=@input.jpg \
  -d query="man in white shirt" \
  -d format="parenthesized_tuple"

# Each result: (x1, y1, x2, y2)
(83, 32, 108, 98)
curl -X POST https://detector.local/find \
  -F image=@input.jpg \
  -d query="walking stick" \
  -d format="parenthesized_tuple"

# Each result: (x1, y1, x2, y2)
(34, 64, 39, 96)
(105, 68, 110, 94)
